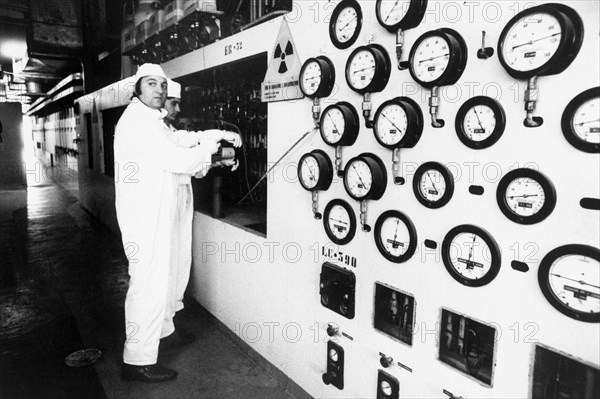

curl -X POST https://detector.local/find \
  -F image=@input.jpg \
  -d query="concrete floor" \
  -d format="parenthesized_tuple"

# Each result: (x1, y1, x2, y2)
(0, 179, 298, 399)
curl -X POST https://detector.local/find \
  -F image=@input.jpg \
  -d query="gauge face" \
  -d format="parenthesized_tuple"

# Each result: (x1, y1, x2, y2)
(413, 162, 454, 208)
(347, 49, 376, 90)
(496, 168, 556, 225)
(345, 44, 391, 94)
(374, 210, 417, 263)
(297, 150, 333, 192)
(345, 159, 372, 198)
(380, 380, 393, 396)
(411, 34, 449, 82)
(319, 102, 360, 147)
(456, 96, 506, 149)
(538, 244, 600, 323)
(561, 87, 600, 153)
(497, 4, 583, 79)
(375, 102, 408, 145)
(442, 225, 501, 287)
(501, 12, 561, 72)
(323, 199, 356, 245)
(329, 348, 338, 362)
(376, 0, 428, 32)
(329, 0, 362, 49)
(299, 56, 335, 98)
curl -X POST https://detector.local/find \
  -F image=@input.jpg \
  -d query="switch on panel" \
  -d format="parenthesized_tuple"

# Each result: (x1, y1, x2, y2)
(377, 370, 399, 399)
(320, 262, 356, 319)
(322, 340, 344, 390)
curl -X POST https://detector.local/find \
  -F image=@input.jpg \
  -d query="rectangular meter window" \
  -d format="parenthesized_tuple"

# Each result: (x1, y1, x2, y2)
(438, 309, 496, 386)
(373, 283, 415, 345)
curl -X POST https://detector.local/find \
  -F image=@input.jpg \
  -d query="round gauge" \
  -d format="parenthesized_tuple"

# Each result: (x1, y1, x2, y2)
(345, 44, 391, 94)
(374, 210, 417, 263)
(343, 153, 387, 201)
(442, 225, 501, 287)
(496, 168, 556, 225)
(412, 162, 454, 209)
(455, 96, 506, 149)
(297, 150, 333, 191)
(323, 199, 357, 245)
(373, 97, 424, 149)
(561, 87, 600, 153)
(408, 28, 468, 88)
(319, 102, 360, 146)
(299, 56, 336, 98)
(497, 3, 583, 79)
(380, 380, 393, 396)
(329, 348, 339, 362)
(329, 0, 363, 50)
(538, 244, 600, 323)
(375, 0, 428, 33)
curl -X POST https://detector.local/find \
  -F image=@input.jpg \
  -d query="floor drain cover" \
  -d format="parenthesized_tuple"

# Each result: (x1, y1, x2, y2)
(64, 349, 102, 367)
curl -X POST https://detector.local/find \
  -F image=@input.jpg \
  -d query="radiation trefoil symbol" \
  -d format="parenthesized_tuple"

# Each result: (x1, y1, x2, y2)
(274, 40, 294, 74)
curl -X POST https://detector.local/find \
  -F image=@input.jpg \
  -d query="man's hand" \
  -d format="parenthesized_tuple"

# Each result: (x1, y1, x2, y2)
(201, 130, 242, 147)
(222, 132, 242, 147)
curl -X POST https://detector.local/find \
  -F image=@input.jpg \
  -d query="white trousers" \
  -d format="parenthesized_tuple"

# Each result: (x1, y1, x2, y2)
(161, 183, 193, 337)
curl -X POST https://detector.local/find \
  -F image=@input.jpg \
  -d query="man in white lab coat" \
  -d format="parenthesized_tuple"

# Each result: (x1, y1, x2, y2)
(115, 64, 221, 383)
(159, 80, 241, 348)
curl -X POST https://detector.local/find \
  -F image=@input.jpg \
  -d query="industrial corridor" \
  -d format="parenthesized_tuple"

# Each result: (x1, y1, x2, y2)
(0, 177, 296, 399)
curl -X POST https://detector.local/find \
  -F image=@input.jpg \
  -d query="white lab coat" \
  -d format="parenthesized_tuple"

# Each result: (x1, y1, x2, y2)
(114, 98, 214, 366)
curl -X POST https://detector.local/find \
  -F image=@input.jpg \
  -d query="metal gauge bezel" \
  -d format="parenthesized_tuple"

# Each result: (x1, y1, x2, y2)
(442, 224, 502, 287)
(374, 210, 418, 263)
(319, 101, 360, 146)
(373, 96, 424, 149)
(323, 198, 357, 245)
(496, 168, 556, 225)
(561, 87, 600, 153)
(345, 44, 391, 94)
(412, 162, 454, 209)
(538, 244, 600, 323)
(329, 0, 363, 50)
(299, 56, 336, 99)
(343, 152, 388, 201)
(497, 3, 584, 80)
(408, 28, 468, 89)
(297, 149, 334, 191)
(455, 96, 506, 150)
(375, 0, 428, 33)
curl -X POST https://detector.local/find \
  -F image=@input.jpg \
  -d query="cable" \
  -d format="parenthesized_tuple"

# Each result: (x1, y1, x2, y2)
(236, 127, 317, 205)
(219, 119, 256, 204)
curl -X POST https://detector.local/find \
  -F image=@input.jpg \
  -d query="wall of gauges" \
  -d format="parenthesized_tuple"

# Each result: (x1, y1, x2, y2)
(266, 1, 600, 398)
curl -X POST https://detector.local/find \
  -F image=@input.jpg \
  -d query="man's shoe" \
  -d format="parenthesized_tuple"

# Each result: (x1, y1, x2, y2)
(121, 363, 177, 383)
(160, 329, 196, 350)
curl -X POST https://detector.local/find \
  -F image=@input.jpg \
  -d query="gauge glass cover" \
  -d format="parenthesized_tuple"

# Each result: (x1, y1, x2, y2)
(300, 60, 322, 97)
(375, 103, 408, 145)
(418, 169, 446, 202)
(329, 348, 338, 361)
(572, 96, 600, 144)
(413, 162, 454, 209)
(321, 107, 345, 145)
(347, 49, 376, 91)
(299, 155, 320, 190)
(411, 35, 450, 83)
(374, 210, 417, 263)
(330, 1, 362, 49)
(323, 199, 356, 245)
(345, 159, 373, 198)
(380, 380, 393, 396)
(504, 177, 546, 218)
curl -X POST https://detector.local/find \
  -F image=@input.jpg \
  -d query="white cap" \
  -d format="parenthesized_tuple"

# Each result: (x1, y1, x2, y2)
(167, 79, 181, 98)
(135, 63, 167, 81)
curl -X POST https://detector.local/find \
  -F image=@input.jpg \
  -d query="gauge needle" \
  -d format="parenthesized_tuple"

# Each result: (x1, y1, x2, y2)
(473, 107, 485, 130)
(351, 163, 367, 189)
(426, 172, 438, 191)
(326, 113, 341, 134)
(468, 234, 476, 263)
(419, 53, 449, 64)
(307, 167, 316, 181)
(304, 75, 322, 81)
(575, 118, 600, 126)
(353, 66, 376, 74)
(384, 0, 400, 23)
(329, 217, 348, 226)
(381, 112, 403, 133)
(551, 273, 600, 290)
(511, 32, 561, 50)
(338, 16, 357, 32)
(506, 194, 538, 199)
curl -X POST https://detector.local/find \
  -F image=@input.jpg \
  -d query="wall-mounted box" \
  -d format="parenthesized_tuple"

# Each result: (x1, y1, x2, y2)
(183, 0, 218, 17)
(163, 0, 185, 28)
(135, 20, 150, 44)
(121, 24, 136, 54)
(148, 9, 165, 37)
(320, 262, 355, 319)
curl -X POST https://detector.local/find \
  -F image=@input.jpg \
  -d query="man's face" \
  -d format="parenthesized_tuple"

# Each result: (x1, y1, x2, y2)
(164, 97, 181, 124)
(138, 75, 167, 110)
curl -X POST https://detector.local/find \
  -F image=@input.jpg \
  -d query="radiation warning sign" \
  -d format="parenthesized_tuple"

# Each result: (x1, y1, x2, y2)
(261, 19, 304, 103)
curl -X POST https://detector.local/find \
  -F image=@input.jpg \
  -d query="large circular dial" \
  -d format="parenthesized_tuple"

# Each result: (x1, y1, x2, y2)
(329, 0, 363, 49)
(374, 210, 418, 263)
(297, 150, 333, 191)
(497, 3, 583, 79)
(375, 0, 428, 33)
(319, 102, 360, 146)
(412, 162, 454, 209)
(408, 28, 468, 88)
(345, 44, 391, 94)
(561, 87, 600, 153)
(323, 199, 357, 245)
(455, 96, 506, 149)
(299, 56, 336, 98)
(538, 244, 600, 323)
(373, 97, 423, 149)
(343, 153, 387, 201)
(442, 225, 501, 287)
(496, 168, 556, 225)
